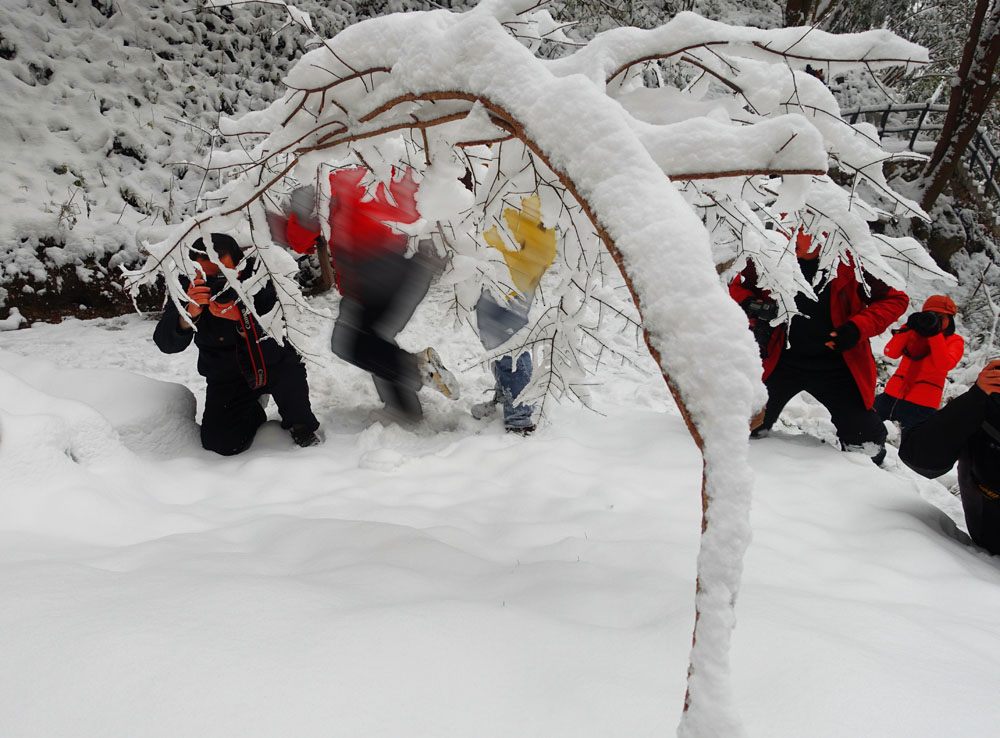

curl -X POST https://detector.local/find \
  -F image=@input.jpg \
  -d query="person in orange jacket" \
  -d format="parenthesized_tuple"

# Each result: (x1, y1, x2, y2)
(730, 228, 908, 464)
(874, 295, 964, 441)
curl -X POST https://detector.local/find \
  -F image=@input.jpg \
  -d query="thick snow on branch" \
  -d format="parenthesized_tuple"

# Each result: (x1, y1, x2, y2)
(633, 113, 826, 178)
(549, 10, 929, 84)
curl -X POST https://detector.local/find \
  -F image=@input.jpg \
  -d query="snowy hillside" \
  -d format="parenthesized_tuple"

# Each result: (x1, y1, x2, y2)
(1, 289, 999, 737)
(0, 0, 472, 320)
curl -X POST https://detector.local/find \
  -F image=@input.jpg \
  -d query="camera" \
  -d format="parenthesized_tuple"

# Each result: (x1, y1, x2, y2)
(742, 298, 779, 322)
(740, 298, 779, 358)
(906, 310, 942, 337)
(200, 275, 237, 304)
(205, 275, 228, 297)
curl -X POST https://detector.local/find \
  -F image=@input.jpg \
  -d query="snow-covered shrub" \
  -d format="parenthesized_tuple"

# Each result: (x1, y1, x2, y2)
(0, 0, 473, 314)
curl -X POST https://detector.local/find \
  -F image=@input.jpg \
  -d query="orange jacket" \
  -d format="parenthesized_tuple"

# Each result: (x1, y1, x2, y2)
(882, 329, 964, 408)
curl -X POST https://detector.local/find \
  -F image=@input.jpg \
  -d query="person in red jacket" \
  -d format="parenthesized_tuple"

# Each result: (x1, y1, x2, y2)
(730, 230, 908, 464)
(874, 294, 964, 441)
(285, 167, 458, 422)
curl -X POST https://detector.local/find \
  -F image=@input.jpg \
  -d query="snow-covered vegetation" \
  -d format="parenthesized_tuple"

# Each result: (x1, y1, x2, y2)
(0, 0, 474, 313)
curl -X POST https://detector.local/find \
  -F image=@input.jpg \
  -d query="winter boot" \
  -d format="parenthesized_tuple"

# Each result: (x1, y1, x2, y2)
(470, 391, 499, 420)
(290, 424, 322, 448)
(417, 347, 459, 399)
(505, 424, 535, 437)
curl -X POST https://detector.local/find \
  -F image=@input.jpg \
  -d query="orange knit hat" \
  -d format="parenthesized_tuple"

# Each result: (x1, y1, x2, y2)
(922, 295, 957, 315)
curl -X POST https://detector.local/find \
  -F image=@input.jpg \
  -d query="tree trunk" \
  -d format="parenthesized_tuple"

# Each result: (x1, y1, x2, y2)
(784, 0, 814, 26)
(920, 0, 1000, 218)
(316, 236, 336, 292)
(784, 0, 848, 30)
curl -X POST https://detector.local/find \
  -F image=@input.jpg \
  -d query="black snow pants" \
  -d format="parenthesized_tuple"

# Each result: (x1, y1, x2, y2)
(958, 462, 1000, 556)
(331, 249, 436, 420)
(201, 352, 318, 456)
(760, 356, 887, 461)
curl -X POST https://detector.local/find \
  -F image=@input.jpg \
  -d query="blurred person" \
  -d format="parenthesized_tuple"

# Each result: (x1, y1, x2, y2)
(470, 194, 556, 435)
(290, 167, 458, 423)
(730, 226, 908, 465)
(804, 63, 826, 84)
(153, 233, 321, 454)
(900, 360, 1000, 555)
(267, 184, 336, 293)
(874, 295, 964, 441)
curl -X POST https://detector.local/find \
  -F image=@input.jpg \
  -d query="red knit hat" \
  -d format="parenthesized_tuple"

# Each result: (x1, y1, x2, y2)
(922, 295, 957, 315)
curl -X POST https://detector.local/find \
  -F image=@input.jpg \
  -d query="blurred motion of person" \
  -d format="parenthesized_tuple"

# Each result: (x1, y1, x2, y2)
(471, 194, 555, 435)
(288, 168, 458, 423)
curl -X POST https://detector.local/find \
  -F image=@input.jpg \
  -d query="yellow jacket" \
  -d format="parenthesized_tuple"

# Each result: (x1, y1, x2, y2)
(483, 195, 556, 297)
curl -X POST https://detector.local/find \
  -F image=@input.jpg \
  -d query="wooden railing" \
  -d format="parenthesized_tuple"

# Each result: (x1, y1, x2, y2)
(967, 128, 1000, 201)
(840, 102, 1000, 201)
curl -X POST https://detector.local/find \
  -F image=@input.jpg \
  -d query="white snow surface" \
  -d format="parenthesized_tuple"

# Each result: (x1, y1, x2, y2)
(1, 293, 999, 737)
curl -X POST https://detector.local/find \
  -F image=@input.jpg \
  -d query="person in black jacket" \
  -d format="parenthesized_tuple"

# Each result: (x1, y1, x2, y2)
(153, 233, 321, 455)
(899, 359, 1000, 555)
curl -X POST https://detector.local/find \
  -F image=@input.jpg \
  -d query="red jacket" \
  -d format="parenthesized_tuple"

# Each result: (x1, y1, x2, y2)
(281, 167, 421, 294)
(882, 329, 964, 408)
(730, 258, 908, 408)
(285, 212, 320, 255)
(327, 167, 419, 259)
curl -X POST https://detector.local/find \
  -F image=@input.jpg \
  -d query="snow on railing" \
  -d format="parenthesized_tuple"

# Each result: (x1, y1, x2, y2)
(841, 102, 1000, 201)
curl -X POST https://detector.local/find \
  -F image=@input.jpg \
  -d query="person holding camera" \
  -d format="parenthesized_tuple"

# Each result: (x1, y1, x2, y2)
(730, 227, 908, 464)
(874, 295, 964, 441)
(899, 360, 1000, 555)
(153, 233, 321, 455)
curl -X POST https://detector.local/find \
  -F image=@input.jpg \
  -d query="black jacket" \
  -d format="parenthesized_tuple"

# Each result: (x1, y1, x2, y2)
(900, 385, 1000, 554)
(153, 275, 296, 383)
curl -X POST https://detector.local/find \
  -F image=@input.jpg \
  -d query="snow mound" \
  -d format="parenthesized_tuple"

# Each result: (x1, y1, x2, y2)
(0, 351, 198, 458)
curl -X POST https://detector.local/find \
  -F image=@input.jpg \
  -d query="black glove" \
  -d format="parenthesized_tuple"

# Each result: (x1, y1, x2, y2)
(740, 298, 778, 322)
(751, 323, 777, 358)
(828, 321, 860, 352)
(906, 310, 943, 337)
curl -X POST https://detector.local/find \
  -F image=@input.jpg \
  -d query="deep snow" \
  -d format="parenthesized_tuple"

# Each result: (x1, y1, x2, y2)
(1, 284, 998, 737)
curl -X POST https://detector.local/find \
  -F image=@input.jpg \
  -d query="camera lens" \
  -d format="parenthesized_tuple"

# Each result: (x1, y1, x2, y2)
(206, 276, 227, 296)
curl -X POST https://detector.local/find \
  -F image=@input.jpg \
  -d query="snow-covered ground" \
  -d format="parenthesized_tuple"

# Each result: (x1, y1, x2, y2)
(1, 282, 998, 737)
